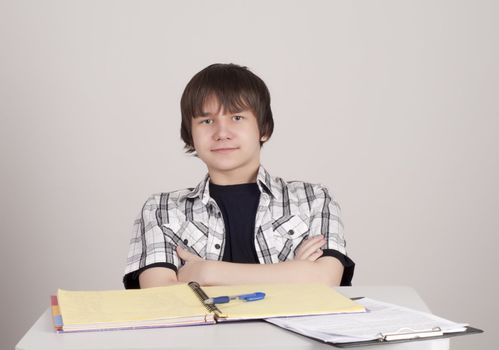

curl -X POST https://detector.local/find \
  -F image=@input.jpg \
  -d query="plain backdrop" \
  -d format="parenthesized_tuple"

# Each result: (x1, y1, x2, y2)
(1, 1, 498, 349)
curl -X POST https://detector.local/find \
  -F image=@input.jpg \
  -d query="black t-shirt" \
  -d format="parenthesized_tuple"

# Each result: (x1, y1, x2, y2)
(209, 182, 260, 264)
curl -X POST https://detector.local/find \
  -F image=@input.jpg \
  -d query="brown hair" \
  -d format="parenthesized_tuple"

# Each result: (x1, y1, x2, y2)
(180, 63, 274, 153)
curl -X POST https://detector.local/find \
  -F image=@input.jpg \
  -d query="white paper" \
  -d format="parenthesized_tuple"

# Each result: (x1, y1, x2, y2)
(266, 298, 468, 344)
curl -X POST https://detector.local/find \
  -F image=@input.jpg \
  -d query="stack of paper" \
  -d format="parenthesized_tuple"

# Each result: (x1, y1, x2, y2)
(266, 298, 469, 344)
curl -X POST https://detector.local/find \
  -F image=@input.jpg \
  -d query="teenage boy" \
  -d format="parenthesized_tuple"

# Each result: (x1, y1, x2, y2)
(123, 63, 354, 289)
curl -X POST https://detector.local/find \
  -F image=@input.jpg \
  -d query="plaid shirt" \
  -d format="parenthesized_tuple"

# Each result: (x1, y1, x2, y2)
(124, 165, 351, 287)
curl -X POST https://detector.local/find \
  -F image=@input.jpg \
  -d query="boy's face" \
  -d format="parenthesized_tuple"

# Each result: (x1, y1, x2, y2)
(191, 96, 265, 182)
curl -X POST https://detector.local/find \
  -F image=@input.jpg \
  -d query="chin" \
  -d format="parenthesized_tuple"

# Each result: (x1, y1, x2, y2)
(209, 162, 243, 172)
(206, 158, 248, 171)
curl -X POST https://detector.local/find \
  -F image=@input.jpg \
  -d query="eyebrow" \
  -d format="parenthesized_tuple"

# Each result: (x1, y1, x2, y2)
(192, 112, 212, 118)
(194, 108, 249, 118)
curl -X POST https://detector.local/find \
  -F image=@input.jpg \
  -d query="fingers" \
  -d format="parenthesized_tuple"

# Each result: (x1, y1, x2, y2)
(307, 249, 324, 261)
(296, 235, 326, 260)
(176, 246, 188, 262)
(176, 246, 202, 262)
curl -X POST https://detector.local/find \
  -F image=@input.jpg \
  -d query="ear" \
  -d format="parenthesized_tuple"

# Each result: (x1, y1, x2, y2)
(260, 135, 268, 142)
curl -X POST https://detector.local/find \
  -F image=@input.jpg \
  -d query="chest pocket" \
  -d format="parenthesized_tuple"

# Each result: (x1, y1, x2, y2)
(162, 220, 208, 257)
(272, 215, 310, 262)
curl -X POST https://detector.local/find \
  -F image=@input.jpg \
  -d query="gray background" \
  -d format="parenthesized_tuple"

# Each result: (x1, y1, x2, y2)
(1, 1, 498, 349)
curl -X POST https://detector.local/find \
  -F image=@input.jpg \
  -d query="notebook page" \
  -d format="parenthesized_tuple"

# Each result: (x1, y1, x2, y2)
(203, 283, 365, 320)
(58, 284, 208, 325)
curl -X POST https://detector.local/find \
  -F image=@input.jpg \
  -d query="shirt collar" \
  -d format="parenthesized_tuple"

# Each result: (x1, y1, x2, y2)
(255, 165, 278, 199)
(185, 165, 279, 203)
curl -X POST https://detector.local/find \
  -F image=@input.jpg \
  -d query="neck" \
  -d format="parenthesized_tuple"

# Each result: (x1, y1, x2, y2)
(208, 162, 260, 186)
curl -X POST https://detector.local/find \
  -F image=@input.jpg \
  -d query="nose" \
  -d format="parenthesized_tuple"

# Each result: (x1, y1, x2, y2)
(213, 118, 233, 141)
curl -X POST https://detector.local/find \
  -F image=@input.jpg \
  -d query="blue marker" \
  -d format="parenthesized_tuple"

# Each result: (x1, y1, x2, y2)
(204, 292, 266, 304)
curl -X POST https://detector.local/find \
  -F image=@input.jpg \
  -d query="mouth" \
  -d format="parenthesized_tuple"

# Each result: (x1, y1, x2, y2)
(211, 147, 239, 153)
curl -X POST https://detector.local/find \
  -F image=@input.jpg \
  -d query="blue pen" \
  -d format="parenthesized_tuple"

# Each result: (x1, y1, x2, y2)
(204, 292, 266, 304)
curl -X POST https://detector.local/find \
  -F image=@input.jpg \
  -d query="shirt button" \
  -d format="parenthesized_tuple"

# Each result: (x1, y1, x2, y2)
(215, 244, 221, 249)
(288, 230, 295, 235)
(183, 239, 188, 245)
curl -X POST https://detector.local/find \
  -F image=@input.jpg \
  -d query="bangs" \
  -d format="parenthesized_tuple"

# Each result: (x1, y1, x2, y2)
(190, 90, 253, 118)
(184, 65, 260, 118)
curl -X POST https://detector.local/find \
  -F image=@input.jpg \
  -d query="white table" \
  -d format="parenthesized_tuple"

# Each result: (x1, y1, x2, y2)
(16, 286, 450, 350)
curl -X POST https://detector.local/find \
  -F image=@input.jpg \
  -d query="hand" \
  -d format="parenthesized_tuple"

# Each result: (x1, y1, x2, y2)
(294, 235, 326, 261)
(176, 246, 208, 284)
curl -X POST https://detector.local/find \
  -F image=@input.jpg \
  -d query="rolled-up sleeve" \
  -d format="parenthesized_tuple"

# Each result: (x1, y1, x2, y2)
(123, 194, 180, 289)
(309, 184, 355, 286)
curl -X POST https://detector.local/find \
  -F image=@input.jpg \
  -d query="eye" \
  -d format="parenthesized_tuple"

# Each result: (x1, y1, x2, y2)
(233, 115, 244, 121)
(200, 119, 213, 125)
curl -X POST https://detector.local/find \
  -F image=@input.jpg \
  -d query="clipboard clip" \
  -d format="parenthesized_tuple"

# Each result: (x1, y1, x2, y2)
(378, 327, 443, 342)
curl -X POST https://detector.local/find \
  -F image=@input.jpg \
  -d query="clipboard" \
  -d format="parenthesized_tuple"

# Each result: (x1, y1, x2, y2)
(266, 297, 484, 348)
(294, 326, 484, 347)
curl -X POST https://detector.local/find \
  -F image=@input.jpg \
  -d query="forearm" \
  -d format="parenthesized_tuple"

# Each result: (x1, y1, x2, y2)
(196, 257, 343, 286)
(139, 267, 180, 288)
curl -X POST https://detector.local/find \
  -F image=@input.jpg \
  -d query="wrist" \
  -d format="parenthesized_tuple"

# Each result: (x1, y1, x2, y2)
(201, 260, 219, 286)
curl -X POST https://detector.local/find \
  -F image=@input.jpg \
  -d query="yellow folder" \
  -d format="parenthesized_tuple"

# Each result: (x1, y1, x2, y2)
(55, 282, 365, 332)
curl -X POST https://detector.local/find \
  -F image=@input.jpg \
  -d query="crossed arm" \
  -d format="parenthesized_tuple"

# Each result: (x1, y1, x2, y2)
(139, 235, 344, 288)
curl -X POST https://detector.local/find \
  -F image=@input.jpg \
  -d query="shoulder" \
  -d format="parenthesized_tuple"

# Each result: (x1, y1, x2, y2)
(270, 175, 341, 215)
(140, 187, 195, 212)
(272, 175, 334, 201)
